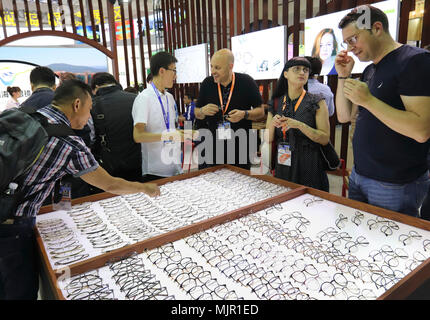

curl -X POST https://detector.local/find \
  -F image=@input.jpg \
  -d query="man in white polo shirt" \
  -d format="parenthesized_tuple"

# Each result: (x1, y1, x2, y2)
(132, 51, 184, 181)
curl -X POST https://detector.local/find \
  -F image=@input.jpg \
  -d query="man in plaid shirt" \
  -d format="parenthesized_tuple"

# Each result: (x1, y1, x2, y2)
(0, 79, 160, 300)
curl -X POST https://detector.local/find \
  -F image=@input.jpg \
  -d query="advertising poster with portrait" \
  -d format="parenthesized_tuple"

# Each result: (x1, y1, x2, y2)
(304, 0, 400, 75)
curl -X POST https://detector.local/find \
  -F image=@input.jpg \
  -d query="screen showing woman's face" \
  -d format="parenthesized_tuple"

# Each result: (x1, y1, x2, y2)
(319, 33, 334, 61)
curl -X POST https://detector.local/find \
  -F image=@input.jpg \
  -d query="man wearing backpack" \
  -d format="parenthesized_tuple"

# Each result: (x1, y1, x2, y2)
(0, 79, 160, 300)
(20, 67, 94, 201)
(90, 72, 142, 182)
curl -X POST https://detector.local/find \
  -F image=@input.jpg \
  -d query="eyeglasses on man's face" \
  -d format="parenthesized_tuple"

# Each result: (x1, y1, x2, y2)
(167, 68, 177, 74)
(341, 30, 364, 49)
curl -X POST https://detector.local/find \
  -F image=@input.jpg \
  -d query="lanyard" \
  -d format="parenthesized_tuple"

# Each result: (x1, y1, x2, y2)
(151, 82, 170, 130)
(281, 89, 306, 140)
(282, 89, 306, 112)
(186, 104, 192, 120)
(217, 73, 236, 116)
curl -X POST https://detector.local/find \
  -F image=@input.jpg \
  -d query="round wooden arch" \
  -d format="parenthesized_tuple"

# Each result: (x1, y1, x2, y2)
(0, 30, 114, 59)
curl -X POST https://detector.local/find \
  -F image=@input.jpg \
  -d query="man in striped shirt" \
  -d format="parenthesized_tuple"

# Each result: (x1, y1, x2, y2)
(0, 79, 160, 300)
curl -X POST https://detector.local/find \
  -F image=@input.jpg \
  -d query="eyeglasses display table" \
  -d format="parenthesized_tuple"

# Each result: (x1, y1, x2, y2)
(35, 165, 430, 300)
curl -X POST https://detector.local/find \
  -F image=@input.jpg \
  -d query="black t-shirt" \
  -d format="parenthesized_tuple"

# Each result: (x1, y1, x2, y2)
(353, 45, 430, 183)
(195, 72, 262, 167)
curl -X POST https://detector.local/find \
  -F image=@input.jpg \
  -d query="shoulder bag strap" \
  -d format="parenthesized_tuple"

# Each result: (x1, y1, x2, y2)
(92, 95, 110, 152)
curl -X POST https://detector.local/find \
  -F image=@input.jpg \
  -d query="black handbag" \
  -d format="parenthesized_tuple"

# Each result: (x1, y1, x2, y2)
(320, 141, 341, 171)
(0, 191, 20, 223)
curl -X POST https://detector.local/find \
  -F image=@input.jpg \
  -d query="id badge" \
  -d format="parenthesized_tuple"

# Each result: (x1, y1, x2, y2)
(217, 121, 232, 140)
(277, 143, 291, 166)
(52, 182, 72, 211)
(163, 130, 175, 144)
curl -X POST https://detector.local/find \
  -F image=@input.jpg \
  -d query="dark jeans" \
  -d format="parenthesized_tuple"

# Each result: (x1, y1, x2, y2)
(0, 218, 39, 300)
(422, 156, 430, 220)
(421, 187, 430, 221)
(349, 168, 430, 218)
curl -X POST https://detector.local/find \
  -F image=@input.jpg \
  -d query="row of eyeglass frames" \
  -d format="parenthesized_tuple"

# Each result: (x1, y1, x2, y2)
(58, 204, 430, 300)
(37, 169, 290, 267)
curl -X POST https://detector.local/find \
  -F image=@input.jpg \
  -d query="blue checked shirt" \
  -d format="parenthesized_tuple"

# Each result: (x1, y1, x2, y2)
(15, 105, 99, 218)
(307, 78, 335, 117)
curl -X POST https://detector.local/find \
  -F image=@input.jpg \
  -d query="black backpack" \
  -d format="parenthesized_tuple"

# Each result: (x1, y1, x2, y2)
(90, 90, 141, 179)
(0, 105, 76, 222)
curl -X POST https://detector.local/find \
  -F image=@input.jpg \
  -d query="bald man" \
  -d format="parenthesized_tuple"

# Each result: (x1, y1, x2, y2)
(194, 48, 264, 170)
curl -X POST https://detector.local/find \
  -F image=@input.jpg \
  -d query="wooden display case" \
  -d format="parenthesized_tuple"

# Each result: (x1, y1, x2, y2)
(36, 165, 430, 300)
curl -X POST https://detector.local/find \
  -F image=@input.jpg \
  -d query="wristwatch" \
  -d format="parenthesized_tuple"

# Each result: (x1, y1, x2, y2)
(244, 110, 249, 120)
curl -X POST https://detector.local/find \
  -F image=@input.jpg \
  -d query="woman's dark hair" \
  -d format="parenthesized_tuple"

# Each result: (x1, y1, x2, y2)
(7, 86, 21, 95)
(272, 57, 310, 100)
(150, 51, 177, 76)
(305, 56, 322, 76)
(52, 79, 92, 106)
(90, 72, 119, 90)
(338, 5, 389, 32)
